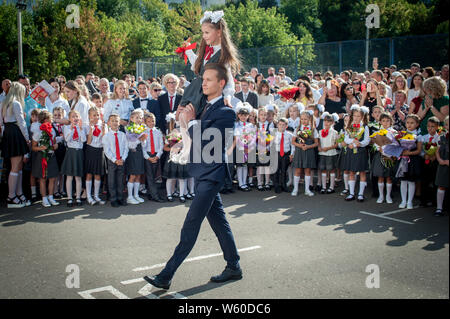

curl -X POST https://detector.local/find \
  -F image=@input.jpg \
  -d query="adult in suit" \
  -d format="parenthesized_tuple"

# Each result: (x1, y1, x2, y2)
(158, 74, 182, 135)
(144, 63, 242, 290)
(132, 81, 162, 129)
(234, 77, 258, 109)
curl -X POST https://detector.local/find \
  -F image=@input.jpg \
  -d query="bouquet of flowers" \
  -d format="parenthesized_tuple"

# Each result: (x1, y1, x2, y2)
(257, 130, 274, 155)
(39, 122, 54, 178)
(278, 86, 299, 100)
(423, 141, 438, 165)
(166, 130, 182, 147)
(126, 122, 147, 142)
(336, 132, 345, 145)
(296, 127, 312, 144)
(346, 123, 365, 154)
(237, 127, 257, 162)
(380, 131, 418, 178)
(370, 129, 393, 147)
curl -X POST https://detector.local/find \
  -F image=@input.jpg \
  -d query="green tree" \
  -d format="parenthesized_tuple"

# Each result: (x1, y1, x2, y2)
(280, 0, 325, 42)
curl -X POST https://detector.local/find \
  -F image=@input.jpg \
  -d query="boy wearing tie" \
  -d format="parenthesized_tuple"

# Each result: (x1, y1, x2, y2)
(274, 118, 294, 193)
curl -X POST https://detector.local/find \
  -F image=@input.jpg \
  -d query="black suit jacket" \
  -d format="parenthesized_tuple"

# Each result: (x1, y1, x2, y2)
(158, 93, 182, 134)
(187, 97, 235, 182)
(234, 91, 259, 109)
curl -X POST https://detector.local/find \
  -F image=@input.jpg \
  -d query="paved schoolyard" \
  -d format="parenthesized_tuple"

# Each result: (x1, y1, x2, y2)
(0, 184, 448, 299)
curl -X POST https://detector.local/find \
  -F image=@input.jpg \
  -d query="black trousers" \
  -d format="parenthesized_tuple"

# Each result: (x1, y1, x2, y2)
(273, 153, 290, 188)
(107, 159, 124, 202)
(144, 153, 160, 199)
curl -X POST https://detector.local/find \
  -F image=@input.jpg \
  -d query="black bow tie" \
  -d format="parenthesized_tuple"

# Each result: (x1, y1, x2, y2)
(141, 98, 148, 101)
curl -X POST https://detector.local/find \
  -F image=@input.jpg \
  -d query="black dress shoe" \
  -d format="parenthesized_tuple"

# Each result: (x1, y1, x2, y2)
(153, 197, 166, 203)
(111, 200, 119, 207)
(282, 187, 290, 193)
(143, 275, 171, 290)
(274, 187, 281, 194)
(210, 267, 243, 283)
(118, 199, 127, 206)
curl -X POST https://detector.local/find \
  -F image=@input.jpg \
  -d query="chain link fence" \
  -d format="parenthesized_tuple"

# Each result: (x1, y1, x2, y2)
(136, 33, 448, 81)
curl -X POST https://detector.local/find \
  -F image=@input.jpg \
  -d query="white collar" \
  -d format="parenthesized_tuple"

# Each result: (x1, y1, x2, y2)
(207, 96, 223, 106)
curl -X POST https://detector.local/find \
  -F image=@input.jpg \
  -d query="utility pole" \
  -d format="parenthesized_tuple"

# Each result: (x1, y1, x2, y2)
(16, 0, 28, 75)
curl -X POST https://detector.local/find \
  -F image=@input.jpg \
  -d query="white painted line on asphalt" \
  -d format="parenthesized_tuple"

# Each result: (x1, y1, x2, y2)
(359, 211, 414, 225)
(380, 206, 420, 216)
(263, 196, 277, 201)
(78, 285, 130, 299)
(132, 245, 261, 273)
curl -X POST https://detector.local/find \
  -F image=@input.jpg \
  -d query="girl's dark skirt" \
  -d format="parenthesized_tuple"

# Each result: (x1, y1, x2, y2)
(54, 143, 66, 170)
(292, 147, 317, 169)
(163, 159, 190, 179)
(0, 123, 29, 159)
(84, 144, 105, 175)
(372, 152, 395, 178)
(343, 146, 369, 172)
(435, 164, 449, 188)
(32, 152, 59, 179)
(126, 144, 145, 175)
(318, 154, 338, 171)
(61, 148, 84, 177)
(396, 154, 422, 182)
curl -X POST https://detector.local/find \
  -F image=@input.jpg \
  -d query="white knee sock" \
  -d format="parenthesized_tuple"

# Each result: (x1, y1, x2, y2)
(293, 175, 300, 192)
(287, 166, 293, 184)
(343, 173, 349, 190)
(94, 180, 101, 198)
(166, 179, 175, 195)
(16, 170, 23, 195)
(8, 172, 19, 199)
(178, 179, 187, 196)
(243, 166, 248, 185)
(330, 173, 336, 190)
(437, 189, 446, 210)
(133, 182, 140, 198)
(359, 181, 367, 196)
(386, 183, 392, 200)
(400, 181, 408, 203)
(316, 171, 321, 187)
(265, 173, 271, 185)
(86, 180, 93, 199)
(75, 177, 82, 199)
(321, 173, 327, 189)
(257, 173, 263, 186)
(378, 183, 385, 199)
(407, 181, 416, 204)
(66, 176, 73, 199)
(348, 180, 356, 195)
(127, 182, 134, 199)
(305, 175, 311, 193)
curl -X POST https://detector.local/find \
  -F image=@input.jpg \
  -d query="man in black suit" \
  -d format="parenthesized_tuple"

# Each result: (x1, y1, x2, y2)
(158, 74, 182, 134)
(132, 81, 161, 129)
(234, 77, 258, 109)
(144, 63, 242, 290)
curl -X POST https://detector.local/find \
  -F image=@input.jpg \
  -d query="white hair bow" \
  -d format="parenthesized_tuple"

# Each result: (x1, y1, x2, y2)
(350, 104, 370, 115)
(165, 112, 176, 123)
(295, 102, 305, 113)
(200, 10, 224, 24)
(317, 104, 325, 113)
(265, 104, 275, 112)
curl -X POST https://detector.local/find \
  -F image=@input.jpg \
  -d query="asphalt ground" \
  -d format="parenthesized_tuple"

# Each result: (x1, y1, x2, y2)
(0, 181, 448, 300)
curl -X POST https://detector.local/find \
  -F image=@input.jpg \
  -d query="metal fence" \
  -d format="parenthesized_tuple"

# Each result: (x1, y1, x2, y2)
(136, 33, 449, 81)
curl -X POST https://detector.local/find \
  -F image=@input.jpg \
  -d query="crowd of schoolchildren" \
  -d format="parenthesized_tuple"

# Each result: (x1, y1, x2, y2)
(0, 62, 449, 216)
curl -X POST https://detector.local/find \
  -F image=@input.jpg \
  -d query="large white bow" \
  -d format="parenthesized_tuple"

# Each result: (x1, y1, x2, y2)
(200, 10, 224, 24)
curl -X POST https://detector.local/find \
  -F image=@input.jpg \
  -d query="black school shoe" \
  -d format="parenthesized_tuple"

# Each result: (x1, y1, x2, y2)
(111, 200, 119, 207)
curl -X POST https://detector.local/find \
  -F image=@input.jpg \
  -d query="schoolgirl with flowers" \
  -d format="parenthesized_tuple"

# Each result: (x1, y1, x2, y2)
(343, 105, 371, 202)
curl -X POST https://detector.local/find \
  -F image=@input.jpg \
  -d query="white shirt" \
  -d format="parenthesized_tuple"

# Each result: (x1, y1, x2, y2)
(83, 122, 104, 148)
(64, 124, 86, 149)
(0, 100, 29, 141)
(103, 98, 133, 123)
(32, 125, 57, 146)
(185, 44, 235, 103)
(137, 95, 150, 110)
(288, 117, 300, 130)
(45, 96, 70, 118)
(407, 88, 420, 105)
(344, 124, 370, 148)
(318, 128, 339, 156)
(275, 130, 294, 155)
(142, 127, 163, 159)
(69, 95, 90, 125)
(102, 130, 129, 162)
